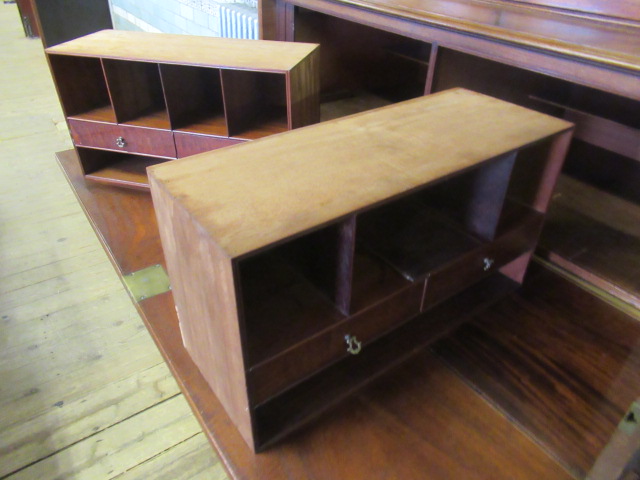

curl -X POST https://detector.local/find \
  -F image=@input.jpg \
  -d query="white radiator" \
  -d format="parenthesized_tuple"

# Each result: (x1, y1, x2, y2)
(219, 3, 258, 40)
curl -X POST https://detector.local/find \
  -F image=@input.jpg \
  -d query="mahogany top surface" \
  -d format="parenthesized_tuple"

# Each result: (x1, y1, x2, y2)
(149, 88, 572, 259)
(45, 29, 319, 72)
(329, 0, 640, 71)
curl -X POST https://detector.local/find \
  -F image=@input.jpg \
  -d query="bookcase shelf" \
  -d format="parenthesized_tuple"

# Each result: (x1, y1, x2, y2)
(148, 89, 573, 451)
(46, 30, 320, 190)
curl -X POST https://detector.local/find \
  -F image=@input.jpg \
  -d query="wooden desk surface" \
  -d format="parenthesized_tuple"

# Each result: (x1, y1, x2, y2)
(58, 148, 640, 479)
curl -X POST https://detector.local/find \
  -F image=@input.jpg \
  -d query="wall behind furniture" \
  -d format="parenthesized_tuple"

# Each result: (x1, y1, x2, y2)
(109, 0, 256, 38)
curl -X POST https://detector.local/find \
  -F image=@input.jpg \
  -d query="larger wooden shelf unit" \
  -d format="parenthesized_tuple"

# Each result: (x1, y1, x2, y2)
(260, 0, 640, 308)
(45, 29, 319, 190)
(149, 89, 573, 451)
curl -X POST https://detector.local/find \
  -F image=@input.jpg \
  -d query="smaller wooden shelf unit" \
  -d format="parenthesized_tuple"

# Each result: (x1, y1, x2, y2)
(46, 29, 320, 190)
(148, 89, 573, 452)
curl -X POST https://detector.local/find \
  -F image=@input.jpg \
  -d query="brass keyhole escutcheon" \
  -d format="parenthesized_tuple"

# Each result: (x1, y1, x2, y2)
(345, 334, 362, 355)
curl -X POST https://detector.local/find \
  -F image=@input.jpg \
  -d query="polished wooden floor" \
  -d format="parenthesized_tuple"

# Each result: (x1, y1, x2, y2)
(1, 4, 639, 479)
(0, 5, 226, 479)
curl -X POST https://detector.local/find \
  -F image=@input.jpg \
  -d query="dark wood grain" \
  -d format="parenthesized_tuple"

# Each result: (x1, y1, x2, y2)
(293, 8, 430, 105)
(102, 59, 170, 127)
(160, 64, 227, 135)
(505, 0, 640, 21)
(239, 251, 346, 367)
(47, 55, 114, 120)
(276, 217, 356, 315)
(287, 47, 321, 129)
(56, 150, 164, 274)
(56, 148, 616, 479)
(221, 70, 288, 139)
(540, 198, 640, 306)
(433, 263, 640, 478)
(285, 2, 639, 101)
(84, 155, 169, 191)
(174, 132, 245, 158)
(423, 211, 543, 309)
(418, 151, 517, 241)
(69, 119, 176, 158)
(254, 273, 518, 448)
(358, 198, 481, 281)
(248, 281, 423, 406)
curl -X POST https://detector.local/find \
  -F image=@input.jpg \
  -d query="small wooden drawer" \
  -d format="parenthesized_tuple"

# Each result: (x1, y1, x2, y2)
(423, 214, 543, 310)
(68, 119, 176, 158)
(174, 132, 246, 158)
(248, 283, 424, 406)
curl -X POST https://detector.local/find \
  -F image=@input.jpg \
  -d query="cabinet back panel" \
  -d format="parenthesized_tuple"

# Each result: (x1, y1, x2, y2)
(222, 70, 287, 138)
(278, 218, 355, 314)
(294, 7, 430, 103)
(160, 64, 226, 133)
(103, 59, 168, 125)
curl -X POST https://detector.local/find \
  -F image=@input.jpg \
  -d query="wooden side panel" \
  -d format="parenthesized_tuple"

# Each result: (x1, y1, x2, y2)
(259, 0, 279, 40)
(532, 130, 573, 212)
(149, 174, 255, 449)
(288, 47, 320, 129)
(47, 54, 112, 118)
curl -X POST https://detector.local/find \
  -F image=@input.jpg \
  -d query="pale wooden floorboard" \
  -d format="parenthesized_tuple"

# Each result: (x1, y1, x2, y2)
(0, 4, 225, 479)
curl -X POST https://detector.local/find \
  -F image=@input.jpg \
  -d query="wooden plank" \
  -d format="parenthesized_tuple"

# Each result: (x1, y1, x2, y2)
(0, 364, 179, 477)
(0, 8, 224, 479)
(112, 433, 227, 480)
(46, 29, 319, 73)
(149, 88, 571, 259)
(433, 263, 640, 477)
(5, 396, 206, 480)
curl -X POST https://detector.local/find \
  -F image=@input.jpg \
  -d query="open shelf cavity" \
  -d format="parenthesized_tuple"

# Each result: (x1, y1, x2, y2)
(357, 152, 517, 284)
(239, 223, 351, 368)
(48, 55, 116, 123)
(294, 7, 431, 121)
(253, 272, 519, 450)
(160, 64, 228, 137)
(102, 59, 171, 129)
(222, 70, 288, 139)
(78, 148, 169, 191)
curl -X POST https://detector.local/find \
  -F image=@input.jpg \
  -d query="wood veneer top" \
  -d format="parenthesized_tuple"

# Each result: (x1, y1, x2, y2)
(149, 88, 572, 259)
(333, 0, 640, 71)
(45, 29, 318, 72)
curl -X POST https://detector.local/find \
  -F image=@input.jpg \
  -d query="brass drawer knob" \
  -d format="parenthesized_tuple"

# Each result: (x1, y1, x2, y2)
(483, 257, 495, 271)
(115, 136, 127, 148)
(345, 334, 362, 355)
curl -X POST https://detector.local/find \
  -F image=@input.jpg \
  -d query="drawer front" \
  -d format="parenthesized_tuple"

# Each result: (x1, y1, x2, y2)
(174, 132, 245, 157)
(69, 119, 176, 158)
(248, 283, 424, 406)
(423, 214, 543, 310)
